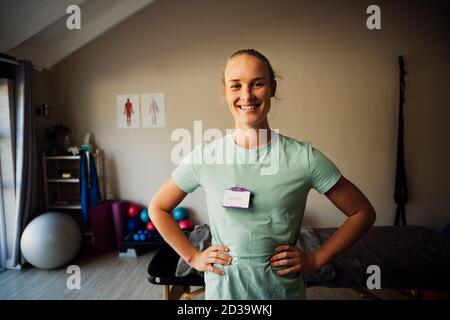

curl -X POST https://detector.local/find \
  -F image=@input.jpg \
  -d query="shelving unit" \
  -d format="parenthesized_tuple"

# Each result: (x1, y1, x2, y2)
(42, 150, 104, 242)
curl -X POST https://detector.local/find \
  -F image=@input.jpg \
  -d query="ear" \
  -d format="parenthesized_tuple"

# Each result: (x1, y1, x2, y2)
(270, 80, 277, 97)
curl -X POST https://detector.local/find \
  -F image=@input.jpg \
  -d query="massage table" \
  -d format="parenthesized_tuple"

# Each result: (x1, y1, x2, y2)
(147, 226, 450, 300)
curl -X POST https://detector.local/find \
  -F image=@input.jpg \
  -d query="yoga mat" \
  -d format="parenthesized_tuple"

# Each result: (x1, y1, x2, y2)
(112, 201, 130, 250)
(89, 201, 116, 253)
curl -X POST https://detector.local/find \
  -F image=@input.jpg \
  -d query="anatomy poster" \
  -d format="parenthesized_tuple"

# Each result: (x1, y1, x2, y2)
(141, 93, 165, 128)
(117, 94, 140, 128)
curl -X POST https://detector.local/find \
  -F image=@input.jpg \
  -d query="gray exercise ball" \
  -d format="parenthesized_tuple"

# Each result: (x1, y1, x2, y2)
(20, 212, 82, 269)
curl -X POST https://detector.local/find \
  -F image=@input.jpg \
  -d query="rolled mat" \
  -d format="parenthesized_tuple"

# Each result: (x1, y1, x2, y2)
(112, 201, 130, 250)
(89, 200, 116, 253)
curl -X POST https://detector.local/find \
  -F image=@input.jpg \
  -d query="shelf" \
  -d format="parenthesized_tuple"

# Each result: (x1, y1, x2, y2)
(49, 203, 82, 210)
(45, 153, 100, 160)
(45, 155, 81, 160)
(47, 179, 79, 183)
(43, 150, 105, 232)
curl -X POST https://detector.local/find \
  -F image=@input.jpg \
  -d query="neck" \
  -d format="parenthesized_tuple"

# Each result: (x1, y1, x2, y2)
(232, 119, 271, 149)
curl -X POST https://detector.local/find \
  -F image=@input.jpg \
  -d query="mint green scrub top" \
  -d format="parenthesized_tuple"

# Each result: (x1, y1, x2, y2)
(172, 131, 341, 300)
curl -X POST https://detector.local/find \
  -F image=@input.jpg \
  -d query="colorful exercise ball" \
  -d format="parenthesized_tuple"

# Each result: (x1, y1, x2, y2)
(146, 221, 156, 231)
(128, 203, 142, 218)
(20, 212, 82, 269)
(127, 218, 141, 233)
(172, 207, 188, 221)
(178, 219, 194, 230)
(140, 209, 150, 223)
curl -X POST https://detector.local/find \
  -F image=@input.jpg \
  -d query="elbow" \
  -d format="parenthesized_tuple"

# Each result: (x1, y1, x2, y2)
(148, 198, 172, 223)
(148, 199, 159, 221)
(365, 205, 377, 228)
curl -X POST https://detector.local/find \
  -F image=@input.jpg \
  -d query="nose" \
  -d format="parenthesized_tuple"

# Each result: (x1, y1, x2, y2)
(241, 85, 254, 101)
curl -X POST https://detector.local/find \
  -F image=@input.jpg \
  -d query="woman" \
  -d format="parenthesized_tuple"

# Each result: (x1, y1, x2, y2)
(149, 49, 376, 299)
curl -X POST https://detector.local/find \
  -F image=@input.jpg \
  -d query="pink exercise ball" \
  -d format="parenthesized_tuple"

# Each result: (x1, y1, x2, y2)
(128, 203, 142, 218)
(146, 221, 156, 231)
(178, 219, 194, 230)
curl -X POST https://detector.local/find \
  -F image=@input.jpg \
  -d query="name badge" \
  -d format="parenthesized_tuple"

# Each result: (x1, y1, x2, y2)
(222, 186, 252, 209)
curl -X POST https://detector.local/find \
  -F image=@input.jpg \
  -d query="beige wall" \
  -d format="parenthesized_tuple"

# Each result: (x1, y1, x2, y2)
(48, 0, 449, 230)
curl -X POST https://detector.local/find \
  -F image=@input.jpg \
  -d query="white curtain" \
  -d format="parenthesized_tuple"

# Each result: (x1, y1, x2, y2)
(11, 61, 38, 268)
(0, 164, 6, 271)
(0, 78, 14, 271)
(0, 61, 38, 270)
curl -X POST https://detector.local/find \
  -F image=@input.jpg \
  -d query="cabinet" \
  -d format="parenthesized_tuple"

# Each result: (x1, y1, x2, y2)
(42, 150, 105, 239)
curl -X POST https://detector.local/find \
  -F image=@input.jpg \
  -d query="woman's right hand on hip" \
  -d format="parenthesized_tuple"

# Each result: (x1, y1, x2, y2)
(189, 245, 232, 275)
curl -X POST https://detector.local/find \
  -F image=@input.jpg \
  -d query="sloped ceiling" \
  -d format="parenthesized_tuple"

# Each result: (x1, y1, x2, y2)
(1, 0, 156, 69)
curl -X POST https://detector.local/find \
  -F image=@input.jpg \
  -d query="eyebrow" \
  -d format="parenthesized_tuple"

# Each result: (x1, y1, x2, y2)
(228, 77, 267, 83)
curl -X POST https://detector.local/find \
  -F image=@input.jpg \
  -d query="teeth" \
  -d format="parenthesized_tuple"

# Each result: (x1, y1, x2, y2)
(239, 105, 258, 110)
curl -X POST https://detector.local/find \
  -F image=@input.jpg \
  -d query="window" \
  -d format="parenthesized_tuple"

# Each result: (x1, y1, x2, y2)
(0, 78, 15, 269)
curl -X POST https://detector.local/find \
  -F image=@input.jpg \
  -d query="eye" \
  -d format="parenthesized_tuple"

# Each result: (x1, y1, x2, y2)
(253, 82, 264, 87)
(230, 84, 241, 89)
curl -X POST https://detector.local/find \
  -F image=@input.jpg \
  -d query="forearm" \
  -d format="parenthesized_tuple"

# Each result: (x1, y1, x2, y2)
(149, 207, 198, 263)
(313, 208, 376, 268)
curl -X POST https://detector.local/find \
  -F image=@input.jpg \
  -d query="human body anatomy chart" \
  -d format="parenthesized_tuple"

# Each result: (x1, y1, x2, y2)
(117, 94, 140, 128)
(141, 93, 165, 128)
(117, 93, 165, 128)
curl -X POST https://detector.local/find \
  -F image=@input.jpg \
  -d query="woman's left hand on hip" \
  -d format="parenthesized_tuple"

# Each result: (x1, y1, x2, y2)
(270, 244, 320, 276)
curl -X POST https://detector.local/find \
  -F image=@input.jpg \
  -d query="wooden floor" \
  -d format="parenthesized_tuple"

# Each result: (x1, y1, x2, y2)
(0, 248, 410, 300)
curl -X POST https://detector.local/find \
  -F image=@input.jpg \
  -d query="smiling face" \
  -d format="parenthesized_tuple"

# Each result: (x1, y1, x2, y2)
(224, 54, 275, 130)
